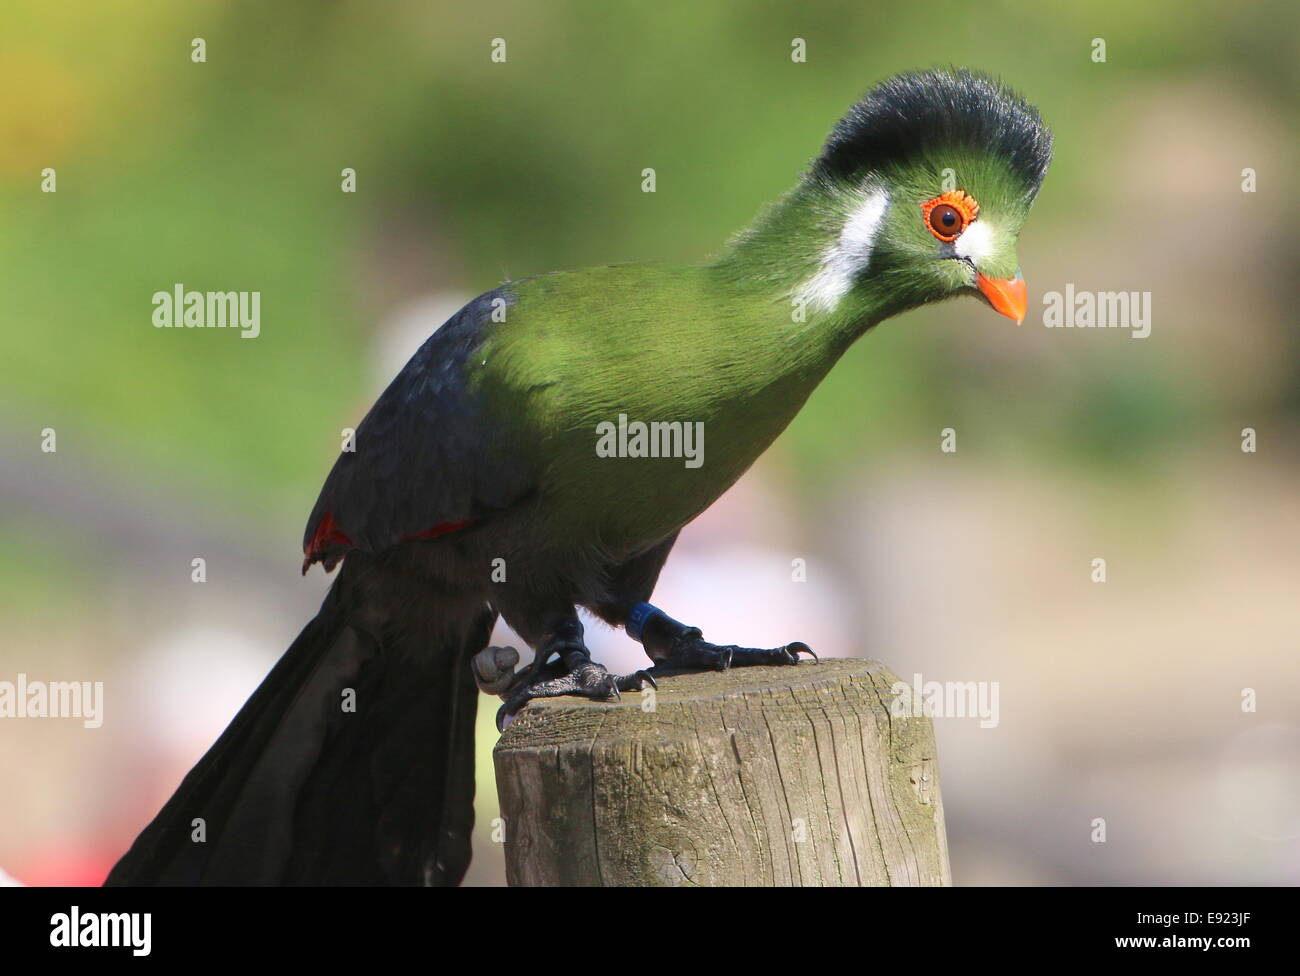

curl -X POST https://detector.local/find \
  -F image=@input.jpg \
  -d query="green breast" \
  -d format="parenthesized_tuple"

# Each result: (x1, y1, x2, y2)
(472, 264, 841, 552)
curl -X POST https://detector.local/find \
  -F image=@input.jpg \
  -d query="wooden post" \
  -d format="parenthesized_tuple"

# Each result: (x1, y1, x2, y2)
(493, 658, 951, 886)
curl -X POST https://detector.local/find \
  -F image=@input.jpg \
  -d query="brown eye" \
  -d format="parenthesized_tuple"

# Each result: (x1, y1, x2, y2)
(928, 204, 964, 240)
(920, 190, 980, 243)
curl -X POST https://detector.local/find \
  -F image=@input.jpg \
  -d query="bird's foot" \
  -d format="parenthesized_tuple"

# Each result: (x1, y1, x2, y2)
(625, 602, 816, 673)
(657, 633, 816, 672)
(495, 645, 655, 732)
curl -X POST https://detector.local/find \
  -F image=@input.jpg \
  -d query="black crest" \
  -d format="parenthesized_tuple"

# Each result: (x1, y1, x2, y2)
(814, 68, 1052, 194)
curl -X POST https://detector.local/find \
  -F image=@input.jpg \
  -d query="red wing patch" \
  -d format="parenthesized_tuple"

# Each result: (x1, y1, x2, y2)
(302, 513, 479, 574)
(402, 519, 478, 542)
(302, 511, 353, 574)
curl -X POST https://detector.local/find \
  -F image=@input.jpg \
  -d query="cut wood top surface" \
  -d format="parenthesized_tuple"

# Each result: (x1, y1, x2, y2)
(495, 658, 904, 749)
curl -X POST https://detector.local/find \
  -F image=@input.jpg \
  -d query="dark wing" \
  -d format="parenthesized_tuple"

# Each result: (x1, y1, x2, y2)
(303, 288, 533, 570)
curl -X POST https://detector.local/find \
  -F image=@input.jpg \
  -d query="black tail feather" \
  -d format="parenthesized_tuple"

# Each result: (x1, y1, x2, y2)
(106, 558, 493, 886)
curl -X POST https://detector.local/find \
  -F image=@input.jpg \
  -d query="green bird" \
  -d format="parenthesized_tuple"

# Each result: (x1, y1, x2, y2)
(108, 68, 1052, 886)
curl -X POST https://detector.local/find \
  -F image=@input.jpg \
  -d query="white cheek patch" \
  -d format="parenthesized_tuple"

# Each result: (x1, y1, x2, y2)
(953, 220, 995, 263)
(792, 187, 889, 314)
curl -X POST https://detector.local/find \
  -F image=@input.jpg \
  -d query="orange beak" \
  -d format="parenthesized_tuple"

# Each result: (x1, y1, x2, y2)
(975, 272, 1028, 325)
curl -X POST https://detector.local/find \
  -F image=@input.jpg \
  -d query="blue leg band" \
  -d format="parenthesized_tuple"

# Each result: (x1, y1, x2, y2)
(625, 602, 663, 643)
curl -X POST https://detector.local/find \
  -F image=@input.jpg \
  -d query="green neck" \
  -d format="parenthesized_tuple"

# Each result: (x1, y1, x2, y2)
(707, 177, 908, 356)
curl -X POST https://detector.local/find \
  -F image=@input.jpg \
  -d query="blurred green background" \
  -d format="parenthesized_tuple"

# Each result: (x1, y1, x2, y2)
(2, 0, 1296, 886)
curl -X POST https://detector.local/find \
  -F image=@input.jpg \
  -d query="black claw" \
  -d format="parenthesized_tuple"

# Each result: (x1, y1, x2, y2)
(787, 641, 817, 661)
(615, 669, 656, 694)
(495, 702, 511, 733)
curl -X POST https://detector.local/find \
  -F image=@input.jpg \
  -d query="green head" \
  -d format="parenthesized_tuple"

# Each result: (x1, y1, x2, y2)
(728, 69, 1052, 330)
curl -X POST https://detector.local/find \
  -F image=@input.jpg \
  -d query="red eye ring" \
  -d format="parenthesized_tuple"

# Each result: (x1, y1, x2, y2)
(920, 190, 980, 243)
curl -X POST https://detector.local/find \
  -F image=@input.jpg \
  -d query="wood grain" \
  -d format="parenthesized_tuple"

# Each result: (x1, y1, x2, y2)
(493, 658, 950, 886)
